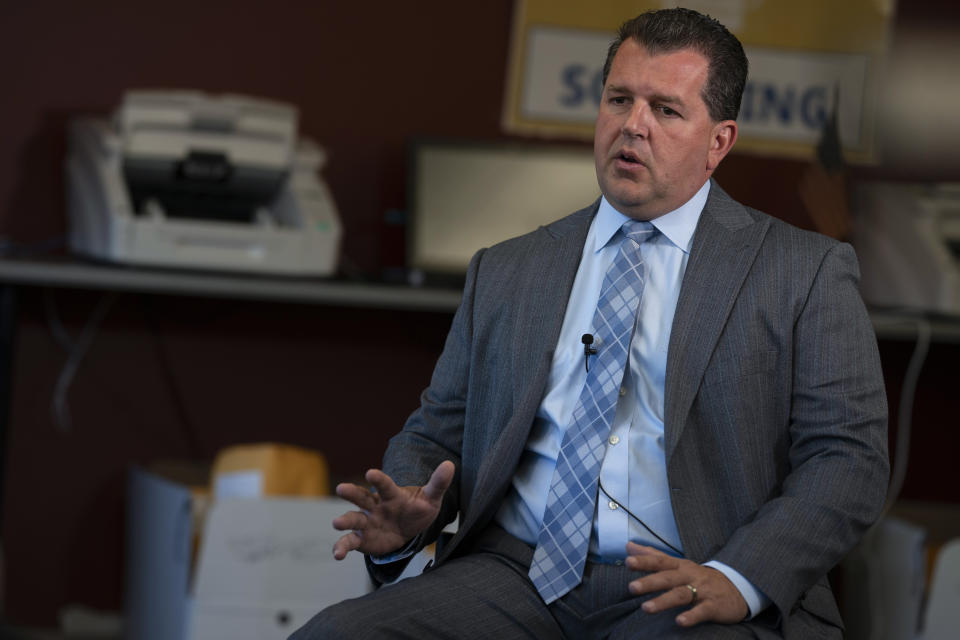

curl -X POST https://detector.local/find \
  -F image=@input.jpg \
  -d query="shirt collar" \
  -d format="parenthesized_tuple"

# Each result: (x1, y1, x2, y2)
(593, 180, 709, 255)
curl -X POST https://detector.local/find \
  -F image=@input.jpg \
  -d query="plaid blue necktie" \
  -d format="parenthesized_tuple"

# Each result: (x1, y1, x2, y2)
(529, 219, 656, 604)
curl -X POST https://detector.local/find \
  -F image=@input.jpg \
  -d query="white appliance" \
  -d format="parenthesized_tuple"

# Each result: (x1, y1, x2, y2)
(854, 182, 960, 315)
(67, 90, 341, 275)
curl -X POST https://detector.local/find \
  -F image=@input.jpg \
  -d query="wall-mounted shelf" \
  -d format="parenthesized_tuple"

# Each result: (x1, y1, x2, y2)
(0, 257, 463, 312)
(869, 309, 960, 344)
(2, 258, 958, 339)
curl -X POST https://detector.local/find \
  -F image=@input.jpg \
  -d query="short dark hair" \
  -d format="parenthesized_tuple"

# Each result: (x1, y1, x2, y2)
(601, 8, 748, 122)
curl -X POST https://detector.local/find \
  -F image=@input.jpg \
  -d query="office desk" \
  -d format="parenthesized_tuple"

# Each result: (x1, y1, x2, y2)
(0, 256, 462, 522)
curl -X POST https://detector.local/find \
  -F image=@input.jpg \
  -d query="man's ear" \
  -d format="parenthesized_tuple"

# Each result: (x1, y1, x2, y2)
(706, 120, 738, 172)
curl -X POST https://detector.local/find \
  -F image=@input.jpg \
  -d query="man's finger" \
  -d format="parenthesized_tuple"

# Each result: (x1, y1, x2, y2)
(422, 460, 455, 501)
(626, 551, 681, 573)
(638, 584, 698, 614)
(628, 569, 686, 596)
(676, 602, 712, 627)
(334, 482, 378, 511)
(332, 510, 369, 532)
(332, 531, 363, 561)
(365, 468, 401, 500)
(626, 543, 679, 573)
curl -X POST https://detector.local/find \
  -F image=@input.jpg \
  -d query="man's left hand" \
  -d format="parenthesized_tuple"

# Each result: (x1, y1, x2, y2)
(626, 542, 749, 627)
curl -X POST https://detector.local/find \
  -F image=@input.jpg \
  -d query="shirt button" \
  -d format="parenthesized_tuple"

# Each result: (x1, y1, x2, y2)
(608, 500, 618, 510)
(619, 387, 627, 397)
(608, 435, 620, 445)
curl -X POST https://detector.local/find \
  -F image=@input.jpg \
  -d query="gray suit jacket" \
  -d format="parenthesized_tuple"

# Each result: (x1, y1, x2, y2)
(372, 182, 889, 637)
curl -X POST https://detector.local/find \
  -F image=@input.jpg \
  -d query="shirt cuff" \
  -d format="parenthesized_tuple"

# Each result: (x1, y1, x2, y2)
(368, 533, 423, 565)
(704, 560, 770, 619)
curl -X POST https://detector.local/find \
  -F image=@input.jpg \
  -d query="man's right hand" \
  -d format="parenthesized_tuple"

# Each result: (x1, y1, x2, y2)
(331, 460, 455, 560)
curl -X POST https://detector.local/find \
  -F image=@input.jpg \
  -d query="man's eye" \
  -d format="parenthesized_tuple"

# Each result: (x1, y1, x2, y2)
(610, 96, 629, 106)
(657, 105, 680, 117)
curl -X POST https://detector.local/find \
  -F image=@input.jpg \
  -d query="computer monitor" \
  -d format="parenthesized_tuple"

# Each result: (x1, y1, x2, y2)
(407, 140, 599, 278)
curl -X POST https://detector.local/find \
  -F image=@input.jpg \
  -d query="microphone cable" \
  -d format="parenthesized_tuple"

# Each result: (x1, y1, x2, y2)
(598, 477, 684, 557)
(584, 333, 683, 557)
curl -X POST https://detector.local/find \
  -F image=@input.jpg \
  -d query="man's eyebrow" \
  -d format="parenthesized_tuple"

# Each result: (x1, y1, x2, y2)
(604, 85, 687, 107)
(650, 93, 686, 106)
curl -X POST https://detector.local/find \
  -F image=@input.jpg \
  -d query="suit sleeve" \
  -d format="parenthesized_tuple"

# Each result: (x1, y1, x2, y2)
(363, 249, 485, 585)
(712, 242, 889, 619)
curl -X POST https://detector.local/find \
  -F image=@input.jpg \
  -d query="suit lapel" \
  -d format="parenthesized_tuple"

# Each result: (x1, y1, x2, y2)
(663, 184, 769, 463)
(446, 203, 597, 553)
(509, 210, 595, 408)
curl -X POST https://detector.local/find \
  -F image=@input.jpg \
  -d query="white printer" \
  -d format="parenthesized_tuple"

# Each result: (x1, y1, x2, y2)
(67, 90, 341, 275)
(854, 182, 960, 315)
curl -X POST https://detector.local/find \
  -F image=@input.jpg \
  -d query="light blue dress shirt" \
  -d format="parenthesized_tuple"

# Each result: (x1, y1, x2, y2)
(494, 181, 769, 617)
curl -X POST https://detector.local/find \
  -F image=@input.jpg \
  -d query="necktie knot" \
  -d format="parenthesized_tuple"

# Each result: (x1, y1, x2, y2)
(621, 219, 656, 246)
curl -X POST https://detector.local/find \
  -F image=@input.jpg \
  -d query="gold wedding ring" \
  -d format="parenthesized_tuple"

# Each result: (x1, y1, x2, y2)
(686, 584, 698, 606)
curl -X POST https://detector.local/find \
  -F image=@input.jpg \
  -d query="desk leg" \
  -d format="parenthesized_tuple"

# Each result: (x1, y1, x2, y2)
(0, 284, 17, 528)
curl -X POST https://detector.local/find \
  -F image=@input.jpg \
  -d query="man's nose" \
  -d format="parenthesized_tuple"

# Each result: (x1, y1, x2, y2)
(621, 104, 651, 138)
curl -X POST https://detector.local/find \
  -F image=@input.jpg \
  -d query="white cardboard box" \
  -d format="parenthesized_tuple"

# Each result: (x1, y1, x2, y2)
(124, 467, 375, 640)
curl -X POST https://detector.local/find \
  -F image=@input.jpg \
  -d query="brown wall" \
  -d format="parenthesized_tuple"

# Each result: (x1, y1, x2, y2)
(0, 0, 958, 627)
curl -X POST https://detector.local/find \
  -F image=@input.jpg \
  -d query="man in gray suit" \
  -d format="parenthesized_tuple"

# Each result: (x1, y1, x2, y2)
(293, 8, 888, 639)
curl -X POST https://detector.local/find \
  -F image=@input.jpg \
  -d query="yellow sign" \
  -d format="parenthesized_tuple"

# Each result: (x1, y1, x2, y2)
(503, 0, 895, 161)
